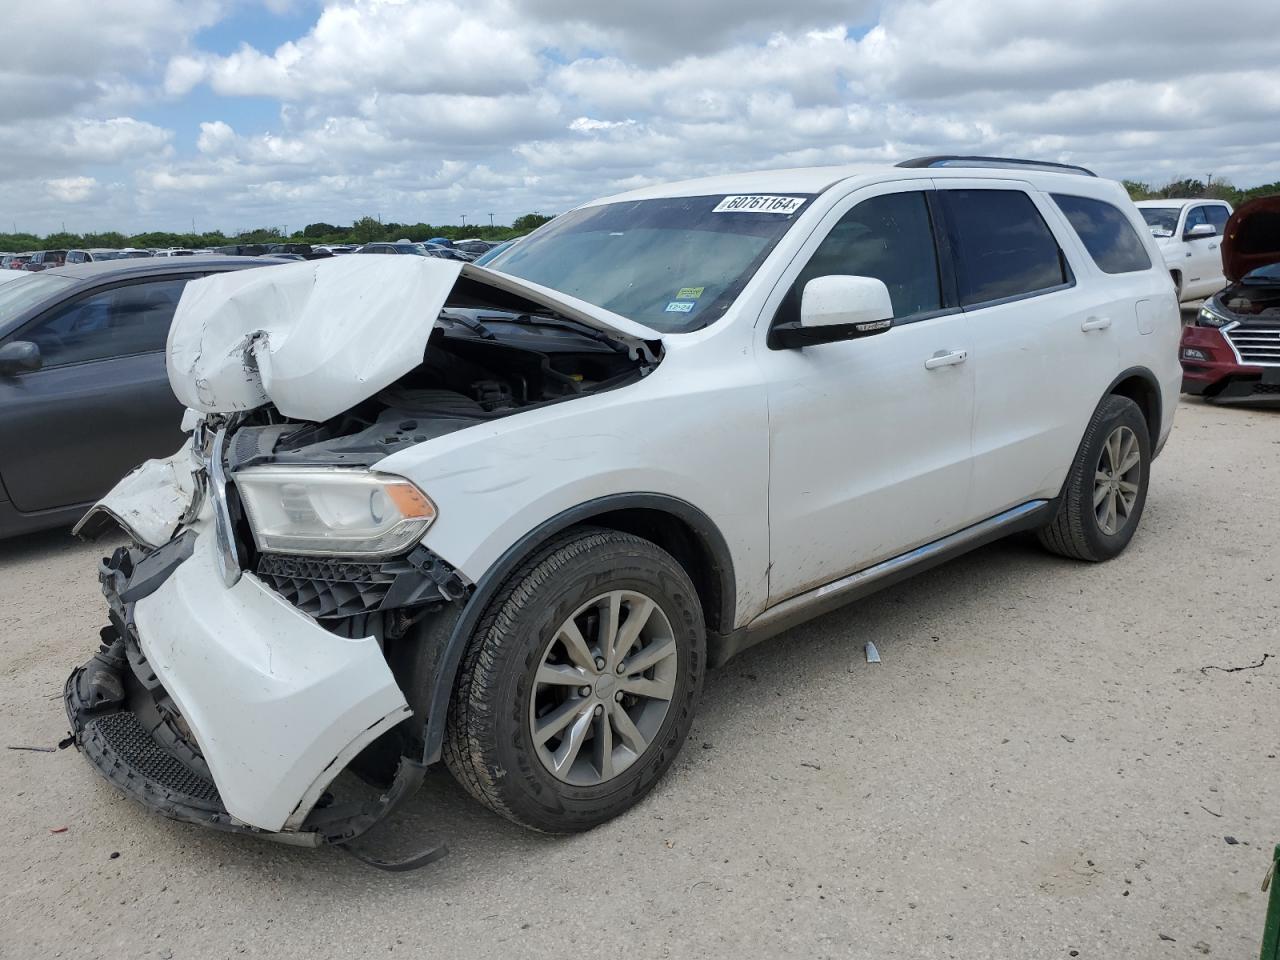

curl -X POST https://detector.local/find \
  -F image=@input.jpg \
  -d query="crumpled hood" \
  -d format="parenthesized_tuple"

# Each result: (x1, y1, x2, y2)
(167, 255, 660, 423)
(1222, 195, 1280, 283)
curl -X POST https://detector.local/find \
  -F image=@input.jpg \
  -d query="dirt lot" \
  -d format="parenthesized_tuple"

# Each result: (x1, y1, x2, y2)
(3, 397, 1277, 960)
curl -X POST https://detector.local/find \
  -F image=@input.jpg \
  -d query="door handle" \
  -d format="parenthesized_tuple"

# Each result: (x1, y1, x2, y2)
(924, 349, 967, 369)
(1081, 316, 1112, 332)
(1209, 243, 1218, 250)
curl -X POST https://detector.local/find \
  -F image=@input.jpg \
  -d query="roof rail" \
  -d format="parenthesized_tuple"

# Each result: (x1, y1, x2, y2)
(895, 155, 1097, 177)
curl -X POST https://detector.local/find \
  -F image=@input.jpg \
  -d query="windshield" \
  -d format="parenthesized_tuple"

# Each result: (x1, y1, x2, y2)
(486, 194, 811, 332)
(0, 274, 75, 331)
(1140, 207, 1181, 238)
(1243, 262, 1280, 283)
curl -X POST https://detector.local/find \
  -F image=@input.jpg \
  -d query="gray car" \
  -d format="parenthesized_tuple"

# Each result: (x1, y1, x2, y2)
(0, 258, 269, 537)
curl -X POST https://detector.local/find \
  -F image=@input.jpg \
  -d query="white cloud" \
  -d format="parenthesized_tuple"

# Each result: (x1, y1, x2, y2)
(45, 176, 98, 202)
(6, 0, 1280, 234)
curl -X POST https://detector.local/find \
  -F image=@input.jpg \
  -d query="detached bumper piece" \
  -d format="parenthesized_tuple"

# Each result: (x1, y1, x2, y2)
(65, 633, 241, 835)
(64, 533, 444, 865)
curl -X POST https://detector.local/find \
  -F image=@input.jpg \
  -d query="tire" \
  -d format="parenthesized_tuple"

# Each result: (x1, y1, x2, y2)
(1037, 394, 1151, 562)
(443, 527, 705, 833)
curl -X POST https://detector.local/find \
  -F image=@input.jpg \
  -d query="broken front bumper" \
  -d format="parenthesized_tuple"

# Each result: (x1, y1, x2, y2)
(65, 523, 420, 845)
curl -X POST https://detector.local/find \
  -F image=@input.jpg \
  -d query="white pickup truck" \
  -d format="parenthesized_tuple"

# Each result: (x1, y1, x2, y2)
(1135, 198, 1233, 302)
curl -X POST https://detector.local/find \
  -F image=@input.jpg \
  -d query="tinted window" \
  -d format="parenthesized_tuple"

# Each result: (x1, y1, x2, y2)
(939, 189, 1069, 306)
(1183, 206, 1209, 235)
(20, 278, 189, 367)
(1051, 194, 1152, 274)
(776, 190, 942, 325)
(1205, 205, 1230, 234)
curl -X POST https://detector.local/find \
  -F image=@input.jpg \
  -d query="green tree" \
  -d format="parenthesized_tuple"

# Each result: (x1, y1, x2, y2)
(351, 216, 383, 243)
(512, 213, 553, 232)
(1122, 180, 1153, 201)
(302, 222, 339, 238)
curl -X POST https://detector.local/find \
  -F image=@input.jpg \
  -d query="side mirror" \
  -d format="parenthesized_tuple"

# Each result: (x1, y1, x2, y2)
(0, 340, 42, 375)
(1185, 223, 1216, 240)
(770, 275, 894, 349)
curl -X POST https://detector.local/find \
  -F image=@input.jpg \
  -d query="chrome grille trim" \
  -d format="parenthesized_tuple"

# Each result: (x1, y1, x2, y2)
(1225, 322, 1280, 367)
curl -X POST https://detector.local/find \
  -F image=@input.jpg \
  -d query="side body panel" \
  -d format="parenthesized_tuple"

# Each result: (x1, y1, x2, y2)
(755, 180, 976, 603)
(0, 351, 183, 513)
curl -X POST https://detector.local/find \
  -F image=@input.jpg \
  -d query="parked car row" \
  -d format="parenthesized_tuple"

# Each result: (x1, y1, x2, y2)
(1, 238, 507, 272)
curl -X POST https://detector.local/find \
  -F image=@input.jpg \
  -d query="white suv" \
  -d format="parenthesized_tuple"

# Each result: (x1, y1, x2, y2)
(1135, 198, 1233, 302)
(65, 156, 1181, 860)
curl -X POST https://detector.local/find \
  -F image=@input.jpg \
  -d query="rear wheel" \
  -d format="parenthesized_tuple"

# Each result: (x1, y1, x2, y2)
(1037, 394, 1150, 562)
(444, 528, 705, 833)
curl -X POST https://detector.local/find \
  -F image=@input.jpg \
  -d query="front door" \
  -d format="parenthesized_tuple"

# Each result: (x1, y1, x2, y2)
(0, 277, 190, 515)
(764, 183, 974, 604)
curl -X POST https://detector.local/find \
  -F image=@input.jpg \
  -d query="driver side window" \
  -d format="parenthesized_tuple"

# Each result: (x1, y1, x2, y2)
(20, 278, 189, 368)
(1183, 206, 1209, 236)
(775, 190, 943, 327)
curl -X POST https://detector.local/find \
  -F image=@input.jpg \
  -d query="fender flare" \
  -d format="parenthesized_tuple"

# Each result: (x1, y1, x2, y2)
(1104, 365, 1164, 448)
(418, 493, 736, 764)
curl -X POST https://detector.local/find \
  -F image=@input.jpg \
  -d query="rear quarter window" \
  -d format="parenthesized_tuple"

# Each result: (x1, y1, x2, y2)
(1051, 194, 1153, 274)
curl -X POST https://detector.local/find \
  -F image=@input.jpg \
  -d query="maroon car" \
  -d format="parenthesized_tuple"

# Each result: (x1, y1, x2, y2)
(2, 254, 32, 271)
(1180, 196, 1280, 402)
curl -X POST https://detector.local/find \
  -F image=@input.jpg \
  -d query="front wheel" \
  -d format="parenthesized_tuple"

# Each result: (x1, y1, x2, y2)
(1037, 394, 1151, 562)
(444, 528, 705, 833)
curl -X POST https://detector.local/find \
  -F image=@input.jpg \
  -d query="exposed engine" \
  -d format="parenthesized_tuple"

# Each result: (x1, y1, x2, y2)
(225, 310, 655, 469)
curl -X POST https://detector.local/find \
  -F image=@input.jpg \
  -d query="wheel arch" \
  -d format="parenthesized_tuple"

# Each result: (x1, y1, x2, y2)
(417, 493, 736, 764)
(1105, 366, 1162, 446)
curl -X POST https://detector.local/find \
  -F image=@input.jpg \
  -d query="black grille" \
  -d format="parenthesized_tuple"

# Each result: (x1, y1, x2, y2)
(1252, 382, 1280, 395)
(89, 711, 222, 805)
(256, 554, 396, 618)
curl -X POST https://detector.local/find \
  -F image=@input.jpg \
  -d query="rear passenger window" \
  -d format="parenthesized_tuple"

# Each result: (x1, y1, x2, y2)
(1051, 195, 1152, 274)
(776, 190, 943, 325)
(938, 189, 1069, 307)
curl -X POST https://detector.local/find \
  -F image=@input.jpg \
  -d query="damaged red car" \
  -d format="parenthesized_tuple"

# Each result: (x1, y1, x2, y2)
(1180, 196, 1280, 402)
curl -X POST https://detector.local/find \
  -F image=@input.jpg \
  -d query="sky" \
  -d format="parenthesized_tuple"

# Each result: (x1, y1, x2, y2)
(3, 0, 1278, 235)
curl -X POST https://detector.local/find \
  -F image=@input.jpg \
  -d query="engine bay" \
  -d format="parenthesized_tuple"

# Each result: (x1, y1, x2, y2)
(226, 310, 657, 470)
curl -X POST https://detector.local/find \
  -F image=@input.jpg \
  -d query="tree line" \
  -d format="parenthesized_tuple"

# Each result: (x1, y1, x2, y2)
(0, 212, 554, 253)
(1122, 177, 1280, 205)
(6, 177, 1280, 253)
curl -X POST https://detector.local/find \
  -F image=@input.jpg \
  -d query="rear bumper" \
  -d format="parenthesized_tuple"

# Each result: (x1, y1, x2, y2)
(65, 524, 418, 841)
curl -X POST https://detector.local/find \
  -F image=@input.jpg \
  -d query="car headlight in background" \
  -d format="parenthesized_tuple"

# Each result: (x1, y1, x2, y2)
(1197, 300, 1235, 328)
(235, 467, 436, 557)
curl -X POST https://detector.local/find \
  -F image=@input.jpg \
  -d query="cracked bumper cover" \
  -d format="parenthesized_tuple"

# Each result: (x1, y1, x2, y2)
(65, 523, 417, 839)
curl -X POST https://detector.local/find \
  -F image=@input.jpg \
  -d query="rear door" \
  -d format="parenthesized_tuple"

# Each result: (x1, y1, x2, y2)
(0, 276, 193, 514)
(934, 180, 1116, 520)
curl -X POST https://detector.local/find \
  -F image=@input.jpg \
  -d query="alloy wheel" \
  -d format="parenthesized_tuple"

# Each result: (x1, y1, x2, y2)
(1094, 425, 1141, 536)
(529, 590, 678, 786)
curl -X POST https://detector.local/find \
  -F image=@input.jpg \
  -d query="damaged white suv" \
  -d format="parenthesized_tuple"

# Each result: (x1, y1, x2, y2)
(65, 157, 1181, 859)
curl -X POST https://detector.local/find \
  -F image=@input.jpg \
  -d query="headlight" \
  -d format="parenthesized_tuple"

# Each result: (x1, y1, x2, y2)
(235, 467, 436, 557)
(1197, 300, 1234, 328)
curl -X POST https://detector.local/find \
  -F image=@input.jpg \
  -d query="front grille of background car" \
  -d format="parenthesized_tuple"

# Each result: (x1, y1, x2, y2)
(1226, 324, 1280, 366)
(256, 555, 396, 618)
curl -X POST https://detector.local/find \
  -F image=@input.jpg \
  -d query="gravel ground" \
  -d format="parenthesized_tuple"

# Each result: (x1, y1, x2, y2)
(3, 396, 1277, 960)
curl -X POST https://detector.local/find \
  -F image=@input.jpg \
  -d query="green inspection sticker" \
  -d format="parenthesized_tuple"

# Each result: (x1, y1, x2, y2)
(676, 286, 704, 300)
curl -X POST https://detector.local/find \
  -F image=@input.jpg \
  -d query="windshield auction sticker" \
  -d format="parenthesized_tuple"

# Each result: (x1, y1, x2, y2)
(712, 195, 805, 215)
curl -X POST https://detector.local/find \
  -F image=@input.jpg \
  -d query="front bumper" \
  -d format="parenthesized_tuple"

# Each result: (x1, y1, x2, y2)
(65, 524, 419, 843)
(1179, 325, 1277, 400)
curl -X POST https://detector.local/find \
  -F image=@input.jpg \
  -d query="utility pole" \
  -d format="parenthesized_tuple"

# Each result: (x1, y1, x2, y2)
(488, 212, 494, 228)
(461, 214, 467, 228)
